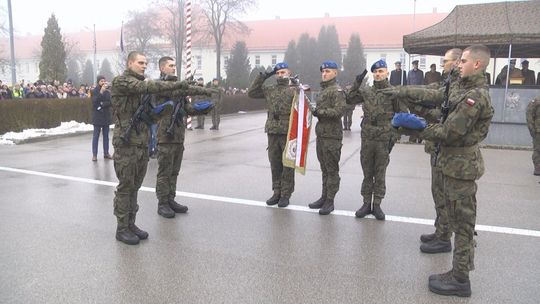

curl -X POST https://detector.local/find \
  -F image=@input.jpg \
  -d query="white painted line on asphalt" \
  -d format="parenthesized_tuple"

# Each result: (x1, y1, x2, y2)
(2, 165, 540, 238)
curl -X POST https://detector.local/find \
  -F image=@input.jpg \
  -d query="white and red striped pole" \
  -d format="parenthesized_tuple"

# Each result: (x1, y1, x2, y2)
(184, 0, 193, 129)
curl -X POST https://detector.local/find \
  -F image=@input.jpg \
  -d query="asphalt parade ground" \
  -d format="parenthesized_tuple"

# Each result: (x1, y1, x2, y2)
(1, 110, 539, 304)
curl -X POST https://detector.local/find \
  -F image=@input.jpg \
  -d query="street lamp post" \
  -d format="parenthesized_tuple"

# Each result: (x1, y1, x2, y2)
(93, 24, 97, 82)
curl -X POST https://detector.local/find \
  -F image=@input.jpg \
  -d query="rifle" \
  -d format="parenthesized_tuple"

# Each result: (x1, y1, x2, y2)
(120, 93, 154, 144)
(432, 69, 453, 166)
(166, 97, 187, 137)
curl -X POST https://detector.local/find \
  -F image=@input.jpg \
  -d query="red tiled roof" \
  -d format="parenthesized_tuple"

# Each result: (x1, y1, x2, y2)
(1, 13, 447, 59)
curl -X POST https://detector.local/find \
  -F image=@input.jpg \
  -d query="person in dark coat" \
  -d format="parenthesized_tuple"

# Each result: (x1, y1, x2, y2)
(91, 75, 113, 161)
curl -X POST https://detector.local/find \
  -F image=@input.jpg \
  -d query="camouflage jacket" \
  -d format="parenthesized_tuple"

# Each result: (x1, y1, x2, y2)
(155, 76, 212, 144)
(421, 73, 494, 180)
(248, 74, 296, 135)
(526, 97, 540, 135)
(314, 78, 346, 140)
(347, 79, 407, 141)
(111, 69, 189, 147)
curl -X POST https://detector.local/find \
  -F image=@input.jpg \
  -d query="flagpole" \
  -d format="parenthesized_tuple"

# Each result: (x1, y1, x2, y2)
(93, 24, 97, 82)
(184, 0, 193, 130)
(120, 21, 124, 54)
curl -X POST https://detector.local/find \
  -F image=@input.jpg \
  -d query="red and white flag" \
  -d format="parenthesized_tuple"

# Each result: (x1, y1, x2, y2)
(283, 85, 313, 175)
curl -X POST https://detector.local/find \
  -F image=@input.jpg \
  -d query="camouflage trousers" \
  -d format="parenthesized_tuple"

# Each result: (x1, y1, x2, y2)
(431, 154, 451, 241)
(443, 175, 477, 280)
(268, 134, 295, 198)
(316, 137, 342, 200)
(343, 109, 353, 129)
(532, 132, 540, 167)
(113, 145, 149, 229)
(211, 101, 222, 128)
(360, 138, 391, 202)
(156, 143, 185, 204)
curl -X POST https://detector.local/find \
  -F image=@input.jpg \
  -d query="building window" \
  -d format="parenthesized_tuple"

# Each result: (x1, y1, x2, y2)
(271, 55, 277, 66)
(224, 56, 229, 69)
(96, 60, 100, 69)
(380, 53, 387, 61)
(420, 56, 426, 70)
(196, 56, 202, 70)
(255, 55, 260, 67)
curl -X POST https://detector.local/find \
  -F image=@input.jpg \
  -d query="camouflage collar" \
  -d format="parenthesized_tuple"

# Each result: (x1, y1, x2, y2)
(124, 69, 145, 80)
(276, 78, 289, 86)
(373, 79, 390, 90)
(460, 73, 486, 90)
(320, 77, 337, 89)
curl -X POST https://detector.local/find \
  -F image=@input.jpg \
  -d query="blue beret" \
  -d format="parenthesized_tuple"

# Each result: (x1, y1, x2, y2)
(391, 113, 427, 130)
(274, 62, 289, 72)
(320, 60, 338, 71)
(193, 100, 214, 111)
(152, 100, 175, 114)
(370, 59, 387, 72)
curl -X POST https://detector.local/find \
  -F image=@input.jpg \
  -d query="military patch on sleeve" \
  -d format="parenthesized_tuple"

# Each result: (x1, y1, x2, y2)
(465, 98, 476, 106)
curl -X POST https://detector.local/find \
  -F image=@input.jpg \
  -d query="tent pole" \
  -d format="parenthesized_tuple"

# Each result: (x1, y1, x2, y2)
(504, 44, 512, 105)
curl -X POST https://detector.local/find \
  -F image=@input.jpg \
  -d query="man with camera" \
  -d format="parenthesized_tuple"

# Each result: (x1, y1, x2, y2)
(91, 75, 112, 161)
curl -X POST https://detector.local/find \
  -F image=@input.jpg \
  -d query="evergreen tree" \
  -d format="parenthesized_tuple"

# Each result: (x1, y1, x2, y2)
(296, 33, 319, 88)
(317, 25, 342, 69)
(82, 60, 94, 86)
(66, 59, 81, 86)
(342, 33, 367, 86)
(39, 14, 67, 82)
(225, 41, 251, 89)
(99, 59, 115, 82)
(283, 40, 298, 73)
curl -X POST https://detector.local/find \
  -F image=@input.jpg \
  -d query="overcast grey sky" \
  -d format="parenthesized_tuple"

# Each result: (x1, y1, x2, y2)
(2, 0, 519, 36)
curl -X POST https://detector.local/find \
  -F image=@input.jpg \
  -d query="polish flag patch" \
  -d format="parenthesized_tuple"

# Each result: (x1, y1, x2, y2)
(465, 98, 476, 106)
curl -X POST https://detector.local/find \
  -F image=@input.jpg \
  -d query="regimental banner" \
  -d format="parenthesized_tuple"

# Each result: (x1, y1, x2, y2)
(283, 85, 312, 175)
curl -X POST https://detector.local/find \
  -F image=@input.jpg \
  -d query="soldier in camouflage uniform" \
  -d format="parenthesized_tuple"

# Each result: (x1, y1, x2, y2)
(342, 103, 355, 130)
(209, 78, 224, 130)
(248, 62, 296, 208)
(346, 59, 408, 220)
(526, 97, 540, 175)
(111, 51, 192, 245)
(308, 61, 346, 215)
(401, 45, 494, 297)
(382, 48, 463, 253)
(153, 56, 214, 218)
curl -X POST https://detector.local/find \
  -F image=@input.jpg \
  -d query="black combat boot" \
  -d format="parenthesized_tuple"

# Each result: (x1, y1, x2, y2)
(170, 200, 188, 213)
(266, 193, 280, 206)
(429, 273, 471, 297)
(429, 270, 453, 282)
(355, 203, 371, 218)
(420, 239, 451, 253)
(277, 197, 290, 208)
(372, 198, 385, 220)
(128, 213, 148, 240)
(309, 193, 326, 209)
(158, 202, 175, 218)
(319, 198, 334, 215)
(420, 232, 437, 243)
(116, 215, 139, 245)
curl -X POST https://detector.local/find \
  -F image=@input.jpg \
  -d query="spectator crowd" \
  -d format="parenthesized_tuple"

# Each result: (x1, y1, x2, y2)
(0, 79, 95, 100)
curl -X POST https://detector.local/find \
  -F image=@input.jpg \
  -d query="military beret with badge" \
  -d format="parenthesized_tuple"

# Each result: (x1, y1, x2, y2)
(320, 60, 339, 71)
(371, 59, 387, 72)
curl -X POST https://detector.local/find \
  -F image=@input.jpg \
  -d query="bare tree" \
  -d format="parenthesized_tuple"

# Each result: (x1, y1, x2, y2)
(124, 10, 162, 59)
(155, 0, 186, 77)
(197, 0, 255, 80)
